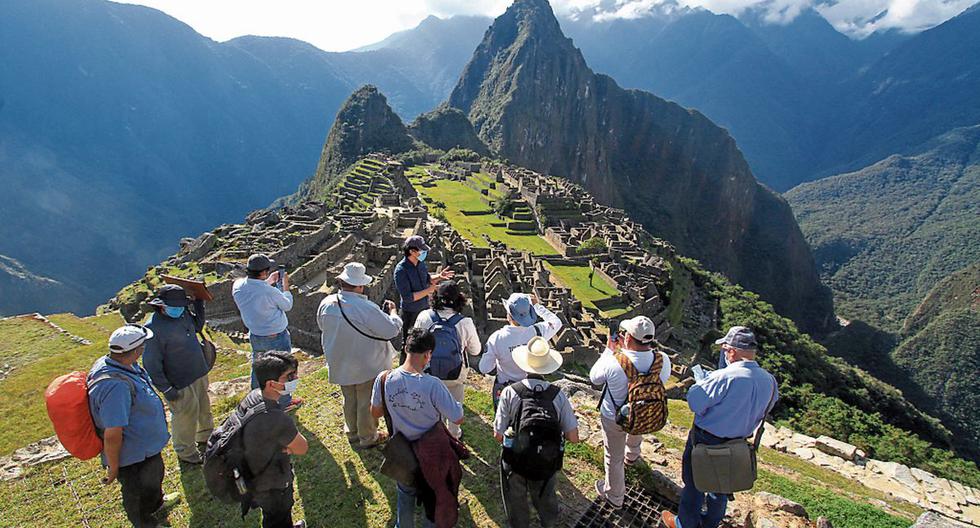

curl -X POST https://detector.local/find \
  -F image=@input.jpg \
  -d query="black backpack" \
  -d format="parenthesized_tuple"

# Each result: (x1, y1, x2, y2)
(502, 383, 564, 481)
(202, 398, 267, 513)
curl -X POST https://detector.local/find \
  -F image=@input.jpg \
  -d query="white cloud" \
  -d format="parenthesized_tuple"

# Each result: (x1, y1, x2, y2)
(115, 0, 974, 49)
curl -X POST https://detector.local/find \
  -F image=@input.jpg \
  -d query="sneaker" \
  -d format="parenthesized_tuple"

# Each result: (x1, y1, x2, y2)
(661, 511, 678, 528)
(293, 521, 307, 528)
(625, 456, 642, 466)
(152, 492, 181, 516)
(594, 480, 623, 509)
(356, 432, 389, 449)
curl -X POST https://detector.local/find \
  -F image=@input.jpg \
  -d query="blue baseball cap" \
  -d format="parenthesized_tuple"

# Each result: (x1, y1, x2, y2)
(505, 293, 537, 327)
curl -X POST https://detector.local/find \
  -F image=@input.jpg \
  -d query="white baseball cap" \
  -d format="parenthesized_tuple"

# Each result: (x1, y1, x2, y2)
(620, 316, 656, 345)
(109, 324, 154, 353)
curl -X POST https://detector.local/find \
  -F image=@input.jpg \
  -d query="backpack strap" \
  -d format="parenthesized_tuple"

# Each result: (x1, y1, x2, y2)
(447, 313, 465, 326)
(752, 374, 779, 451)
(533, 325, 542, 337)
(380, 370, 395, 437)
(613, 351, 639, 380)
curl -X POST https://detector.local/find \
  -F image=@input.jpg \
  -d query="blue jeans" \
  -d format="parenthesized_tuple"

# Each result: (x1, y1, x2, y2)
(396, 483, 434, 528)
(250, 330, 292, 407)
(678, 427, 730, 528)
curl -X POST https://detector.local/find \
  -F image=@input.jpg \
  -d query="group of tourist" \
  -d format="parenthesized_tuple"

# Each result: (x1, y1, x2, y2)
(84, 234, 778, 528)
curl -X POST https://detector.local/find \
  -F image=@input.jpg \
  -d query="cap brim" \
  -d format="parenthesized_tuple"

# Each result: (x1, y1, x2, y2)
(714, 337, 727, 345)
(337, 274, 373, 287)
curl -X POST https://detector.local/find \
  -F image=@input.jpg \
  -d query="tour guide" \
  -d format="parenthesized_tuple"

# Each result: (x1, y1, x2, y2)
(393, 235, 453, 354)
(661, 326, 779, 528)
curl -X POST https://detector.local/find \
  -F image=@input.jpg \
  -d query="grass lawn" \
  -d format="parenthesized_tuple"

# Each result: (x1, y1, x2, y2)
(543, 263, 630, 318)
(0, 313, 248, 456)
(408, 167, 558, 255)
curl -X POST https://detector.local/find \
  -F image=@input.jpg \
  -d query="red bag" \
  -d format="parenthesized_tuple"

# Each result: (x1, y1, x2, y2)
(45, 371, 134, 460)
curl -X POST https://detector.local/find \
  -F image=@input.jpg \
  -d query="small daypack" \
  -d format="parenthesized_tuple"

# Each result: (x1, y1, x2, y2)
(45, 370, 136, 460)
(426, 312, 465, 380)
(502, 383, 564, 481)
(609, 351, 668, 435)
(202, 398, 268, 512)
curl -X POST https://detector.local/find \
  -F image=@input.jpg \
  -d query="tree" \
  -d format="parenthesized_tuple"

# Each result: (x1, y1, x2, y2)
(579, 236, 607, 254)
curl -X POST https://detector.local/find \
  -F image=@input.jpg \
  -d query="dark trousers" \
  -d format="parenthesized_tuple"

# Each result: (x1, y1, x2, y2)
(253, 485, 294, 528)
(399, 310, 421, 363)
(678, 427, 731, 528)
(117, 452, 165, 528)
(500, 461, 559, 528)
(492, 379, 509, 410)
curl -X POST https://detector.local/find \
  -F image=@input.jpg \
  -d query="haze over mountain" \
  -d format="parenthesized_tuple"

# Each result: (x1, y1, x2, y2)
(0, 0, 485, 316)
(445, 0, 833, 333)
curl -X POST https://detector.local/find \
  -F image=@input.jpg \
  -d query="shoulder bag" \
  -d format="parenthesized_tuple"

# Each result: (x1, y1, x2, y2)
(378, 370, 420, 487)
(691, 374, 778, 494)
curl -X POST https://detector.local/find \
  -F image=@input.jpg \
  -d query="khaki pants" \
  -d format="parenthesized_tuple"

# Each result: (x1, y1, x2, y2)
(599, 415, 643, 506)
(169, 375, 214, 463)
(442, 367, 467, 439)
(341, 380, 380, 446)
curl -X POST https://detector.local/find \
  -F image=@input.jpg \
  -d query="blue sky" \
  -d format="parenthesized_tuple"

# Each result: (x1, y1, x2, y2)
(116, 0, 975, 51)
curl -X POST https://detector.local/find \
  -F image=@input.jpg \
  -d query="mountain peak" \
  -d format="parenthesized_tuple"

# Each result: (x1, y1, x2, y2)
(304, 85, 414, 200)
(446, 0, 835, 332)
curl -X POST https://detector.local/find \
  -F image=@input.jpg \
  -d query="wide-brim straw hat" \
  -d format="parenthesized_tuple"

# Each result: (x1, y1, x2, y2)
(513, 336, 563, 375)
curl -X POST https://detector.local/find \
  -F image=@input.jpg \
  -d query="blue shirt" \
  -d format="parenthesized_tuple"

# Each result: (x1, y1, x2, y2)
(88, 356, 171, 467)
(393, 258, 431, 313)
(686, 360, 778, 439)
(371, 368, 463, 442)
(232, 278, 293, 336)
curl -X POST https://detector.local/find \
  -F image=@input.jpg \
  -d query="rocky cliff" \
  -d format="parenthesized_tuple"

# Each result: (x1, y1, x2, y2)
(407, 105, 489, 155)
(447, 0, 833, 334)
(305, 85, 416, 200)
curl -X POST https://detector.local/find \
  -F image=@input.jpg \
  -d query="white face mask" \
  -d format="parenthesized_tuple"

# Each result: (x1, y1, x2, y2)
(281, 379, 300, 395)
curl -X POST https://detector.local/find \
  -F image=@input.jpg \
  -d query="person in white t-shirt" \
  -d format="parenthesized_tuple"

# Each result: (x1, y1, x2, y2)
(479, 293, 563, 408)
(414, 281, 481, 439)
(589, 315, 672, 508)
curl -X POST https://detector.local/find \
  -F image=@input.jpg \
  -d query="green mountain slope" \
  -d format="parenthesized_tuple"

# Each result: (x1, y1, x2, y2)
(892, 264, 980, 456)
(446, 0, 834, 334)
(787, 125, 980, 331)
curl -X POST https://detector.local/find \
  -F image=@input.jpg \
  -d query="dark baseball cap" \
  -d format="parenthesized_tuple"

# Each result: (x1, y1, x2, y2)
(715, 326, 758, 350)
(247, 253, 276, 272)
(147, 284, 190, 307)
(403, 235, 430, 252)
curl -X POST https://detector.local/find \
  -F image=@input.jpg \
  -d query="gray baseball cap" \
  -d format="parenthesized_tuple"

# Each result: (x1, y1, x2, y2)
(715, 326, 758, 350)
(403, 235, 430, 252)
(247, 253, 276, 272)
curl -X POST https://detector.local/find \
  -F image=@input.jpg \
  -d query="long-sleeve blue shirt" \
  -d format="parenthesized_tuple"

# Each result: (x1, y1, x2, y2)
(232, 278, 293, 336)
(393, 257, 431, 313)
(142, 300, 209, 396)
(686, 360, 778, 439)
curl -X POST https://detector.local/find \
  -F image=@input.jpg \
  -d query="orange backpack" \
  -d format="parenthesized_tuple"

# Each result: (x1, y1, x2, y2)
(45, 371, 135, 460)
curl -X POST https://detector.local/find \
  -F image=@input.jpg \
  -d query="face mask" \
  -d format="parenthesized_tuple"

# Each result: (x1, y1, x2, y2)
(281, 379, 300, 395)
(418, 250, 428, 262)
(164, 306, 185, 319)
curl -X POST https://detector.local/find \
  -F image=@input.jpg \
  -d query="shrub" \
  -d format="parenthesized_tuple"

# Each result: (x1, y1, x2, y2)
(579, 236, 607, 254)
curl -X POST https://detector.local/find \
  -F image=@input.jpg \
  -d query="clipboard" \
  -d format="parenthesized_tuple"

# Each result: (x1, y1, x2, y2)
(161, 275, 214, 301)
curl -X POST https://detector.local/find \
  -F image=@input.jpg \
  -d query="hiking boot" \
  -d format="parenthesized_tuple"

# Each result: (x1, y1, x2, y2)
(625, 455, 642, 466)
(660, 511, 678, 528)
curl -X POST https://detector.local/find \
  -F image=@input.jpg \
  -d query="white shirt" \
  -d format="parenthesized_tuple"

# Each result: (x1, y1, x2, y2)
(479, 304, 563, 383)
(413, 308, 482, 358)
(317, 292, 401, 386)
(589, 346, 672, 419)
(232, 278, 293, 336)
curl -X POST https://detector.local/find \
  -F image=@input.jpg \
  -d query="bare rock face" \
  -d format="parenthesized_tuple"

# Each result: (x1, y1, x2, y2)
(407, 105, 489, 155)
(754, 491, 809, 519)
(912, 511, 974, 527)
(447, 0, 834, 333)
(814, 435, 859, 461)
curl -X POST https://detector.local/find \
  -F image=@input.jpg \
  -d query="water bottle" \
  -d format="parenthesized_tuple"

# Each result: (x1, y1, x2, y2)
(503, 426, 515, 449)
(233, 468, 248, 495)
(617, 403, 631, 426)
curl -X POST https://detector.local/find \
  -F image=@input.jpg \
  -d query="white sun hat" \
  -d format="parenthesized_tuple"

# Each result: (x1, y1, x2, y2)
(512, 336, 563, 375)
(337, 262, 374, 287)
